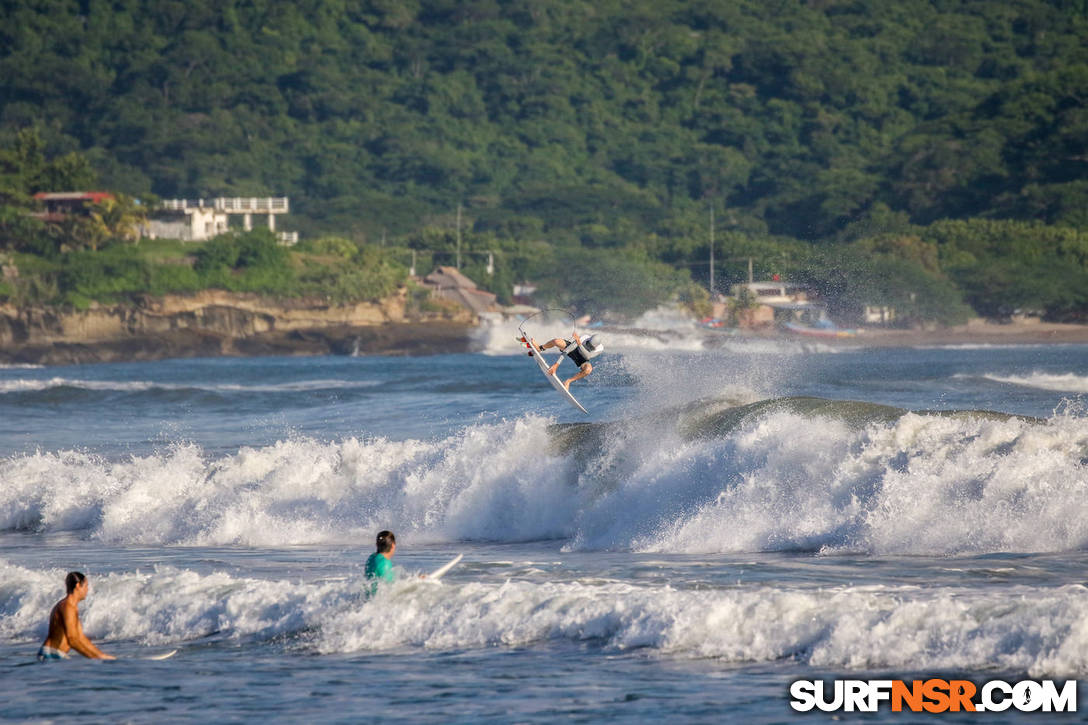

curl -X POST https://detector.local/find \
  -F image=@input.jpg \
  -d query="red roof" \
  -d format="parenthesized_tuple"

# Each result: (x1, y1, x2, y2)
(34, 191, 115, 204)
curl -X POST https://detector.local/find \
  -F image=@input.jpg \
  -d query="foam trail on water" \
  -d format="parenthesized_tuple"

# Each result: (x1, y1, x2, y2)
(982, 372, 1088, 393)
(2, 560, 1086, 676)
(0, 378, 378, 394)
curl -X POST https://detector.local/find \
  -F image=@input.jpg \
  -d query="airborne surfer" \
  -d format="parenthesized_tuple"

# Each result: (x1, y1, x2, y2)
(516, 309, 597, 411)
(534, 331, 604, 390)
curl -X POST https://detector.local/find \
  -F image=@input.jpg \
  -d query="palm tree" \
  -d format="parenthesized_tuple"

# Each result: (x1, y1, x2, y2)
(89, 193, 147, 244)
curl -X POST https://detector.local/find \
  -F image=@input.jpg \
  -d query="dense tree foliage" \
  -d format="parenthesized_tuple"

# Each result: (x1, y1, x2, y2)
(1, 1, 1086, 321)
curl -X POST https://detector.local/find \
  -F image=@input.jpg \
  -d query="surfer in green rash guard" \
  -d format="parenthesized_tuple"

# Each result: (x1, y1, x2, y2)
(364, 530, 396, 587)
(534, 332, 604, 390)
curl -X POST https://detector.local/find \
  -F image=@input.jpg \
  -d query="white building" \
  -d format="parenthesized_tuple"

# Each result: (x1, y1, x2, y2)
(147, 205, 228, 241)
(730, 281, 810, 304)
(146, 197, 290, 242)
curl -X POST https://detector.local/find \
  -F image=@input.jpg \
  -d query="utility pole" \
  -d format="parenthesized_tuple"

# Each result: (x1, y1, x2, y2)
(748, 256, 754, 284)
(709, 205, 715, 295)
(455, 202, 462, 269)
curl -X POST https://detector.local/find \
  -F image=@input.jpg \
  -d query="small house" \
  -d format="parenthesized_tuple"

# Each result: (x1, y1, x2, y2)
(32, 192, 114, 222)
(422, 266, 499, 316)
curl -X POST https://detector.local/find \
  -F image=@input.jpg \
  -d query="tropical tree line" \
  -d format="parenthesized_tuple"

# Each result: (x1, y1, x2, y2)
(0, 0, 1086, 322)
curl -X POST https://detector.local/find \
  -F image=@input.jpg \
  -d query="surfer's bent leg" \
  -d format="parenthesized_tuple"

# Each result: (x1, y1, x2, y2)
(564, 362, 592, 389)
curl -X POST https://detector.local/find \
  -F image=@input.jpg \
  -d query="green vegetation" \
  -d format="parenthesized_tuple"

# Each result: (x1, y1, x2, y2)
(2, 228, 406, 308)
(1, 1, 1087, 322)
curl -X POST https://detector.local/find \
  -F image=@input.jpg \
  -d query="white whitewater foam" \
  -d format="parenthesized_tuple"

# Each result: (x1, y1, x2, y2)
(0, 559, 344, 647)
(324, 578, 1088, 676)
(981, 372, 1088, 393)
(914, 344, 1048, 351)
(0, 378, 378, 394)
(0, 418, 574, 546)
(0, 378, 158, 393)
(3, 408, 1088, 555)
(475, 315, 538, 356)
(635, 409, 1088, 555)
(3, 559, 1086, 676)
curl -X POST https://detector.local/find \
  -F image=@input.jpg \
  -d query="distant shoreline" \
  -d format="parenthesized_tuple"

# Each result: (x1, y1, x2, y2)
(4, 305, 1087, 367)
(698, 318, 1088, 350)
(834, 320, 1088, 348)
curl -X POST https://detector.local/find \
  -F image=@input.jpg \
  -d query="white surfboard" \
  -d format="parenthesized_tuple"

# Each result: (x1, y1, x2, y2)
(428, 553, 462, 581)
(522, 337, 589, 414)
(143, 649, 177, 661)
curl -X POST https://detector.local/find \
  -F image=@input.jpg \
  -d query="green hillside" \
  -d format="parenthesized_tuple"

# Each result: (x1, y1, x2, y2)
(1, 0, 1087, 321)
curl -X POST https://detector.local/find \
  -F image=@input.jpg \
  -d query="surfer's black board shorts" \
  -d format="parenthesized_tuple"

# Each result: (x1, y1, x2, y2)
(566, 347, 590, 367)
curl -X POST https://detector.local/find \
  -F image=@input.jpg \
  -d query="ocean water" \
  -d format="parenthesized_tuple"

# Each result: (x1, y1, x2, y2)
(2, 322, 1088, 723)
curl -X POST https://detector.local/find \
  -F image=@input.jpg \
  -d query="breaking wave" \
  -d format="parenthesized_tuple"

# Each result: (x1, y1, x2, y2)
(2, 396, 1087, 556)
(2, 559, 1086, 676)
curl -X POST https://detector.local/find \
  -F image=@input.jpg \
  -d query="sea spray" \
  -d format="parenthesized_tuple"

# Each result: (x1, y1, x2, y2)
(475, 305, 711, 356)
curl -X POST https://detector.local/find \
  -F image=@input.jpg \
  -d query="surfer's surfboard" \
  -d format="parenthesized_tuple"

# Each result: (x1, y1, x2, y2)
(428, 553, 462, 581)
(522, 338, 589, 414)
(143, 649, 177, 661)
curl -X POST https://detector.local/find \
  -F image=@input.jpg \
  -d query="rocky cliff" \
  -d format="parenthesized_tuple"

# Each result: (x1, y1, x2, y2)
(0, 289, 476, 365)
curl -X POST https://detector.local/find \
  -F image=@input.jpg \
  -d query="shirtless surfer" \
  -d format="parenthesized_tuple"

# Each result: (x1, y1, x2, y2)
(39, 572, 114, 661)
(534, 331, 604, 390)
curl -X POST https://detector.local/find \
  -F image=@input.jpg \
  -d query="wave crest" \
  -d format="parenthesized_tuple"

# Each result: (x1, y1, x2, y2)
(3, 399, 1087, 555)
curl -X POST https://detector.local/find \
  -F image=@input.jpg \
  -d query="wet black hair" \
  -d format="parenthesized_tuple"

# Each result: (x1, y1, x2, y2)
(376, 530, 395, 553)
(65, 571, 86, 594)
